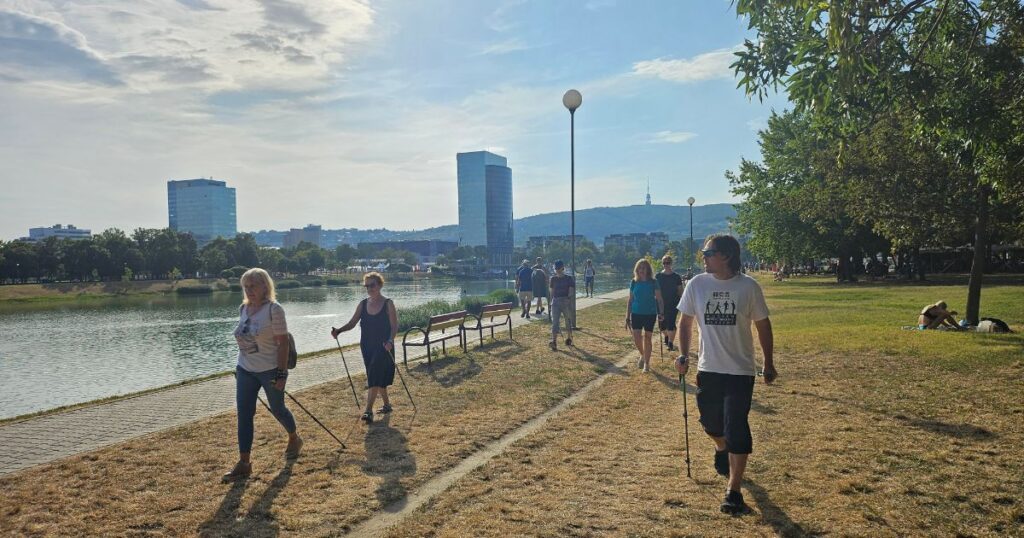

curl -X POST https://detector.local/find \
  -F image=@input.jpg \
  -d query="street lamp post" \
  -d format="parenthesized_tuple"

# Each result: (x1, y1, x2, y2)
(687, 197, 695, 274)
(563, 89, 582, 328)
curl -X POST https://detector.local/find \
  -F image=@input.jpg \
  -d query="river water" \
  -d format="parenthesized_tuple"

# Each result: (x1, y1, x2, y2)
(0, 276, 627, 419)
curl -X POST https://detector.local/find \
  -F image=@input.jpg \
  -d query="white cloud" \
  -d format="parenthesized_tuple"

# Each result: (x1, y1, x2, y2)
(1, 1, 375, 95)
(477, 37, 531, 56)
(631, 46, 741, 84)
(650, 130, 697, 144)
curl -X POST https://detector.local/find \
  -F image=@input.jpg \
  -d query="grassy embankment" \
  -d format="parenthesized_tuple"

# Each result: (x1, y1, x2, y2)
(0, 273, 432, 303)
(2, 276, 1022, 536)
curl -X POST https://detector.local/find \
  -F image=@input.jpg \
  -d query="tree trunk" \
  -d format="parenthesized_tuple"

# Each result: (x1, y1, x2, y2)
(965, 185, 990, 325)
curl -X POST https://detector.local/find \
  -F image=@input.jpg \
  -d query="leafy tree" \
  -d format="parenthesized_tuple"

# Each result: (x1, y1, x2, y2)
(0, 241, 39, 283)
(334, 244, 358, 267)
(733, 0, 1024, 319)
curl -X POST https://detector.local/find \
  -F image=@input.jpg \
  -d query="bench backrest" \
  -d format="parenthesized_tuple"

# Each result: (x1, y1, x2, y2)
(480, 302, 514, 320)
(426, 310, 468, 332)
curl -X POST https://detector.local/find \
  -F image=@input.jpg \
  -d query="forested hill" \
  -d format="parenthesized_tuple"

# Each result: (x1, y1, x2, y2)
(254, 203, 736, 247)
(512, 203, 736, 245)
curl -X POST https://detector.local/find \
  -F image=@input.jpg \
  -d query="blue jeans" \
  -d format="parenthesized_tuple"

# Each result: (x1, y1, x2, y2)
(236, 365, 296, 453)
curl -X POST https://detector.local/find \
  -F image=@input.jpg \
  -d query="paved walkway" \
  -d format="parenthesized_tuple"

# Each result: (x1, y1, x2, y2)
(0, 290, 628, 476)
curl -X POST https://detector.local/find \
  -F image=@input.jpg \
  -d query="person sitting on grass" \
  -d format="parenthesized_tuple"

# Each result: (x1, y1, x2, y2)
(918, 301, 964, 330)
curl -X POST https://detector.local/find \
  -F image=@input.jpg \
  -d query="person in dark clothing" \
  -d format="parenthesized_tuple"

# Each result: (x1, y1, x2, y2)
(655, 255, 684, 351)
(331, 272, 399, 424)
(548, 260, 576, 350)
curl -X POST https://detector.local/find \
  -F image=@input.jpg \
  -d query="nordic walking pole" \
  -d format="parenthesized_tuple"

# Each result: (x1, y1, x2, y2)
(284, 390, 346, 449)
(388, 347, 416, 411)
(679, 372, 692, 478)
(332, 332, 361, 408)
(658, 323, 664, 361)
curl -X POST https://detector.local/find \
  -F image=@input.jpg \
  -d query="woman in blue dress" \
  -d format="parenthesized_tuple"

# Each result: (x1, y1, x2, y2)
(331, 272, 399, 424)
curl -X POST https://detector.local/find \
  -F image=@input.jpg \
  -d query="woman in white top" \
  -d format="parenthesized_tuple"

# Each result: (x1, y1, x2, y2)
(223, 268, 302, 481)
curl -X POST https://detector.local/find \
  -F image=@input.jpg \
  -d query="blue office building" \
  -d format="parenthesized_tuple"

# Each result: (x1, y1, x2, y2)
(457, 151, 514, 266)
(167, 178, 237, 244)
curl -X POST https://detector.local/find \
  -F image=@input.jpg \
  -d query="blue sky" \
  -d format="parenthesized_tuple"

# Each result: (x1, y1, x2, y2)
(0, 0, 788, 240)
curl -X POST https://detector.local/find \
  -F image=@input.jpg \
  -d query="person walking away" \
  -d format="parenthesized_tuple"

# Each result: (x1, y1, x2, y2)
(626, 258, 663, 373)
(514, 259, 534, 319)
(674, 234, 776, 515)
(331, 272, 399, 424)
(531, 257, 550, 317)
(656, 255, 684, 351)
(548, 260, 575, 350)
(584, 259, 596, 298)
(223, 268, 302, 480)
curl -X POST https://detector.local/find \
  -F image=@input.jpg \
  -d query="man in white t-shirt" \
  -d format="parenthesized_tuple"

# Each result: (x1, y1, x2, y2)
(674, 234, 776, 516)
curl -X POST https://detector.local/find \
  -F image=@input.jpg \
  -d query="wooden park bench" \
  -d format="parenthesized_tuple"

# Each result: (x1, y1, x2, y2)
(463, 302, 514, 349)
(402, 310, 468, 366)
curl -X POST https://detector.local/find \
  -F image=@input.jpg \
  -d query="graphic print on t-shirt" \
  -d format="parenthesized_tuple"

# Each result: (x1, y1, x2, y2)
(704, 291, 737, 325)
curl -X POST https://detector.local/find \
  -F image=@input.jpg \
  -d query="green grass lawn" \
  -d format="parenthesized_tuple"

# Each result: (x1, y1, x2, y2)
(765, 274, 1023, 370)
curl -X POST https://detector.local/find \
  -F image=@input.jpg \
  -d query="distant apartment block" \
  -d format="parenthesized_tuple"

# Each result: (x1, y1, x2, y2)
(357, 240, 458, 264)
(457, 151, 513, 266)
(525, 235, 586, 251)
(167, 178, 237, 244)
(283, 224, 323, 249)
(25, 224, 91, 242)
(603, 232, 669, 254)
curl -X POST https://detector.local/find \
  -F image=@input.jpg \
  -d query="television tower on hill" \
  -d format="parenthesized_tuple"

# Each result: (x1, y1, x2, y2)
(645, 180, 652, 205)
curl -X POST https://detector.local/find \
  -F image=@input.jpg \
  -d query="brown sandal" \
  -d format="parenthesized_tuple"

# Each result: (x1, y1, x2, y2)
(222, 461, 251, 481)
(285, 436, 303, 459)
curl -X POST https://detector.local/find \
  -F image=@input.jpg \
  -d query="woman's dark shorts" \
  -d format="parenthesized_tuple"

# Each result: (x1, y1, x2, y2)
(695, 371, 755, 454)
(659, 307, 679, 331)
(630, 314, 656, 332)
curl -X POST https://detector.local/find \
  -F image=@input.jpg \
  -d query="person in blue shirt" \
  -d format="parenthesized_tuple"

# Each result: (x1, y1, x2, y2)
(625, 258, 664, 372)
(514, 259, 535, 319)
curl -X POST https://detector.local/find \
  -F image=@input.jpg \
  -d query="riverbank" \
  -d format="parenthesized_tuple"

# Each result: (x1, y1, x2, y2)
(0, 273, 435, 303)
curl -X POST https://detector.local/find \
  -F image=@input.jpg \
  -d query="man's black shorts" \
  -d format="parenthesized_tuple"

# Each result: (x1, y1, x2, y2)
(630, 314, 656, 332)
(695, 371, 755, 454)
(659, 306, 679, 331)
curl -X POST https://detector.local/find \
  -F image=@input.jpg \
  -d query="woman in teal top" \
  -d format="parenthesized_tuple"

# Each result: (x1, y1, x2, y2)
(625, 258, 664, 372)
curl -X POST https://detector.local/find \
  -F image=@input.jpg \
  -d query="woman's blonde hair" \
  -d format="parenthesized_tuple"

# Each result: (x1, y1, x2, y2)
(240, 268, 276, 305)
(363, 271, 385, 288)
(633, 259, 654, 281)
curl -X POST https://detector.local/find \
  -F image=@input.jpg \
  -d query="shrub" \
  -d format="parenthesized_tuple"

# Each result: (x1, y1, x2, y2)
(460, 296, 488, 315)
(307, 279, 324, 287)
(487, 288, 517, 304)
(398, 299, 461, 333)
(176, 284, 213, 295)
(229, 265, 249, 278)
(220, 269, 235, 280)
(229, 283, 242, 292)
(326, 277, 348, 286)
(277, 279, 302, 289)
(387, 263, 414, 273)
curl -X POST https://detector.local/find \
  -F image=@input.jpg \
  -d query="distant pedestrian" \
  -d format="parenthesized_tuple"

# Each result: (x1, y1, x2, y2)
(584, 259, 596, 297)
(656, 255, 684, 352)
(626, 258, 663, 373)
(531, 257, 549, 317)
(223, 268, 302, 481)
(515, 259, 534, 319)
(331, 272, 399, 424)
(548, 260, 575, 350)
(675, 234, 776, 515)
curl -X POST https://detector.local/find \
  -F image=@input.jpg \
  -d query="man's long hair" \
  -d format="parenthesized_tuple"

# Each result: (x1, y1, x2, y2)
(706, 234, 742, 273)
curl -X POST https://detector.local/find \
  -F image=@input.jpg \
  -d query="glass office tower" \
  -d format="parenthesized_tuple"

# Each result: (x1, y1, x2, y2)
(457, 151, 514, 266)
(167, 179, 237, 244)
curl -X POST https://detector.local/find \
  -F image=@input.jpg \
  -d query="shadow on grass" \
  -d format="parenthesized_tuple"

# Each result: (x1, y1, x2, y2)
(411, 354, 484, 388)
(893, 415, 996, 440)
(362, 414, 416, 511)
(745, 480, 811, 538)
(199, 459, 295, 537)
(563, 346, 626, 376)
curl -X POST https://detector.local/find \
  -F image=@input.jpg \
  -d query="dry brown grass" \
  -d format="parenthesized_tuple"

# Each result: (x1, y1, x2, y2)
(0, 300, 634, 537)
(384, 336, 1024, 536)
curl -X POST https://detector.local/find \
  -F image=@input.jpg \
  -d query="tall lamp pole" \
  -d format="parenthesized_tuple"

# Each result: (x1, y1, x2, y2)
(563, 89, 582, 328)
(687, 197, 695, 274)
